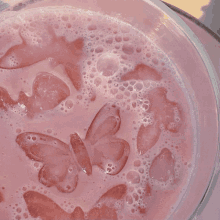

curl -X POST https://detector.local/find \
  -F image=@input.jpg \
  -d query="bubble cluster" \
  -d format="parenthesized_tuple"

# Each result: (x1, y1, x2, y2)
(0, 5, 180, 120)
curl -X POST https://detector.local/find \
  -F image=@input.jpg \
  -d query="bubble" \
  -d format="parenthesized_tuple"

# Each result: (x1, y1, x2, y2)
(95, 46, 104, 53)
(130, 81, 136, 86)
(88, 24, 97, 31)
(47, 129, 52, 134)
(33, 162, 39, 168)
(143, 81, 151, 88)
(128, 186, 134, 193)
(115, 36, 122, 42)
(115, 44, 120, 50)
(110, 88, 118, 95)
(23, 213, 28, 219)
(126, 195, 133, 204)
(137, 189, 142, 195)
(97, 53, 119, 76)
(77, 95, 83, 100)
(121, 26, 130, 33)
(61, 15, 69, 21)
(123, 82, 129, 87)
(116, 94, 123, 99)
(132, 193, 139, 201)
(16, 128, 22, 133)
(127, 86, 133, 92)
(124, 91, 130, 97)
(66, 23, 72, 28)
(121, 54, 127, 60)
(136, 47, 142, 53)
(138, 168, 144, 174)
(123, 36, 129, 41)
(142, 104, 149, 111)
(122, 43, 134, 55)
(126, 171, 140, 184)
(89, 33, 95, 38)
(131, 93, 137, 100)
(106, 37, 113, 44)
(134, 160, 141, 167)
(119, 86, 125, 91)
(65, 100, 74, 109)
(15, 215, 21, 220)
(132, 102, 136, 108)
(134, 83, 143, 91)
(16, 207, 22, 213)
(146, 53, 151, 58)
(152, 58, 159, 65)
(94, 77, 102, 87)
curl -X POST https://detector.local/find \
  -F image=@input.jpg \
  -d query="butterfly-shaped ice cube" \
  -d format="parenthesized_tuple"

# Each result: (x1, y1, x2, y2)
(23, 184, 127, 220)
(16, 103, 130, 193)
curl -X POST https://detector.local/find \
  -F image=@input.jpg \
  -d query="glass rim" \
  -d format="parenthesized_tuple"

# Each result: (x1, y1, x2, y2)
(147, 1, 220, 219)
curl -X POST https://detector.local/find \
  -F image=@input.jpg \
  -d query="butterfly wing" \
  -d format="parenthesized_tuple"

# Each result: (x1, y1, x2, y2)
(147, 87, 183, 133)
(92, 136, 130, 175)
(84, 103, 129, 175)
(121, 63, 162, 81)
(85, 103, 121, 145)
(38, 157, 78, 192)
(18, 72, 70, 117)
(23, 191, 72, 220)
(32, 72, 70, 110)
(88, 205, 118, 220)
(149, 148, 175, 182)
(16, 132, 70, 162)
(0, 87, 17, 111)
(55, 162, 79, 193)
(70, 206, 85, 220)
(100, 184, 127, 201)
(16, 132, 78, 193)
(137, 120, 161, 155)
(88, 184, 127, 220)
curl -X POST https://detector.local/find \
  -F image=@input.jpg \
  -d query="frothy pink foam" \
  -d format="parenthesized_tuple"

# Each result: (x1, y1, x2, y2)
(0, 5, 194, 220)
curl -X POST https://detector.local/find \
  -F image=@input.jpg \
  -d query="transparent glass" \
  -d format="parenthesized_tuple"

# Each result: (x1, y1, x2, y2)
(0, 0, 219, 219)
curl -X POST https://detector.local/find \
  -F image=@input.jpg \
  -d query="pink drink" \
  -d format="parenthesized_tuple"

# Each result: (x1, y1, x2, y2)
(0, 3, 197, 220)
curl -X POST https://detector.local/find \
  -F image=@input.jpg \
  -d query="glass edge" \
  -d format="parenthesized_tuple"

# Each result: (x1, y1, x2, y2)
(147, 0, 220, 219)
(0, 0, 9, 12)
(1, 0, 43, 12)
(162, 1, 220, 43)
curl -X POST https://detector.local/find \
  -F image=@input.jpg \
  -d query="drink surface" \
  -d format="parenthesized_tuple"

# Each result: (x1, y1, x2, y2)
(0, 5, 194, 220)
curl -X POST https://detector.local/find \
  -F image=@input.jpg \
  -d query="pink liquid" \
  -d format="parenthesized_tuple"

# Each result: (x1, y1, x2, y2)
(0, 5, 194, 220)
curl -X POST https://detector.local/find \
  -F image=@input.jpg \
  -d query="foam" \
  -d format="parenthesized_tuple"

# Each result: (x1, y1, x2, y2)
(0, 5, 195, 220)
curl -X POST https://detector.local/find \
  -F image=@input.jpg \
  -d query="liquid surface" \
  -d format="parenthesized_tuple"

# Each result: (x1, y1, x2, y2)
(0, 5, 194, 220)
